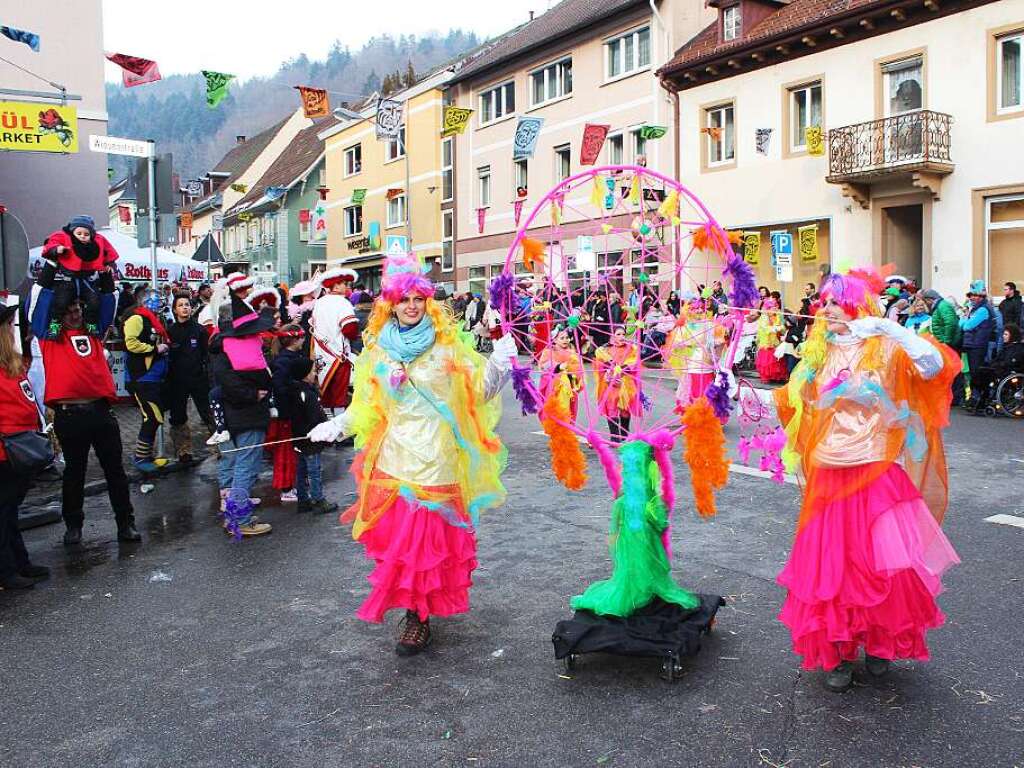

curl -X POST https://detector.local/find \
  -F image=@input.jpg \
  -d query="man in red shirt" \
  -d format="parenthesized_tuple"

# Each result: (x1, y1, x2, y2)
(31, 269, 138, 547)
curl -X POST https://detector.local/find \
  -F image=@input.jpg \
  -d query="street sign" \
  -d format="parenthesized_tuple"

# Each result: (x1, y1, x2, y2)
(386, 235, 408, 256)
(185, 180, 203, 197)
(770, 231, 793, 283)
(88, 134, 153, 158)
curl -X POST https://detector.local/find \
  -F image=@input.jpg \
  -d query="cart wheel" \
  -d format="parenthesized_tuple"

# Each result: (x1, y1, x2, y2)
(984, 406, 997, 417)
(563, 654, 576, 673)
(996, 375, 1024, 418)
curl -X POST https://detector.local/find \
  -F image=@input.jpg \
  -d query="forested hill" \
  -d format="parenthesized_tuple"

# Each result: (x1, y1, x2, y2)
(105, 30, 480, 181)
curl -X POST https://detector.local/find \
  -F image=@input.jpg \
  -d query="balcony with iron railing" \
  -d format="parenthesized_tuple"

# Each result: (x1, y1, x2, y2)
(826, 110, 954, 208)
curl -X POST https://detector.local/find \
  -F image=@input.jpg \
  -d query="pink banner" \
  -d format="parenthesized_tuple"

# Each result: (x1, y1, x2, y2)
(513, 199, 524, 227)
(579, 123, 610, 166)
(477, 206, 486, 234)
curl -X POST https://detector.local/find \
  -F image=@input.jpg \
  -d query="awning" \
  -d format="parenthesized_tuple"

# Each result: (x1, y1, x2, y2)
(339, 253, 383, 269)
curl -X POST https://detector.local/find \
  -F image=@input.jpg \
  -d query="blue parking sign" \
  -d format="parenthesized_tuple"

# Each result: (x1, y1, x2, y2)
(771, 231, 793, 256)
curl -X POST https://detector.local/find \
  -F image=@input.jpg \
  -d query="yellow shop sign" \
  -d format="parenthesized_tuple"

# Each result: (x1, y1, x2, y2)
(0, 101, 79, 153)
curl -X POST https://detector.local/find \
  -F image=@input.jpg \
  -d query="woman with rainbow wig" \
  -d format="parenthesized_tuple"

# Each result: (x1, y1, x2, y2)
(309, 249, 517, 655)
(773, 266, 961, 691)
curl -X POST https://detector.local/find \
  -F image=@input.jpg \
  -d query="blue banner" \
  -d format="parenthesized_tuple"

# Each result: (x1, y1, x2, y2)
(512, 117, 544, 160)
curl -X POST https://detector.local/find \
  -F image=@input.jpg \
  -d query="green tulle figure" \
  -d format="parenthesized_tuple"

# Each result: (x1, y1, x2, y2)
(571, 440, 699, 617)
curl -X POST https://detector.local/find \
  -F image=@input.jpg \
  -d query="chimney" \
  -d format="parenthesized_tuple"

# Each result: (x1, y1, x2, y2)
(236, 135, 247, 144)
(529, 10, 534, 20)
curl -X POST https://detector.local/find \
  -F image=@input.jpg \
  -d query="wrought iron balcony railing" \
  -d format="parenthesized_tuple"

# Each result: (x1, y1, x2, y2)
(826, 110, 953, 183)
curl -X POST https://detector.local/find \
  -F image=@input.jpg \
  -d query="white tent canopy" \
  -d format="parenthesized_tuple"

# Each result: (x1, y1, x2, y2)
(29, 228, 209, 284)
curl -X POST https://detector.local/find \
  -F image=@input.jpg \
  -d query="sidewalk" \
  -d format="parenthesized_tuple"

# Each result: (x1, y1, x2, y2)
(19, 402, 212, 527)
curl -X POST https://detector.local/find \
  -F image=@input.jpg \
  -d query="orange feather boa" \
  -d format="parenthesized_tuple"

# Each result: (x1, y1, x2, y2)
(682, 396, 728, 518)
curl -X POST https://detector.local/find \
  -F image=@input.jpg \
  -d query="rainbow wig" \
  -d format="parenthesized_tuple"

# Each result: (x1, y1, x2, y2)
(379, 247, 434, 305)
(818, 267, 885, 319)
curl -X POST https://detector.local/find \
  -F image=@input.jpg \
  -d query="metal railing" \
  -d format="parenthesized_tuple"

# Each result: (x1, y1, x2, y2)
(827, 110, 953, 180)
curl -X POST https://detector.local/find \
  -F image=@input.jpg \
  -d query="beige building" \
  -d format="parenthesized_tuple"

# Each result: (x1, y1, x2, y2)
(447, 0, 715, 296)
(659, 0, 1024, 307)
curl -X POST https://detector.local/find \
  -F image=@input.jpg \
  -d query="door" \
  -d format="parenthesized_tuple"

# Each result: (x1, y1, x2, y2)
(881, 204, 923, 286)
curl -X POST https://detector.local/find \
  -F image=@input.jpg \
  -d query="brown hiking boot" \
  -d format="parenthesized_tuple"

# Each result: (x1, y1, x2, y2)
(395, 610, 431, 656)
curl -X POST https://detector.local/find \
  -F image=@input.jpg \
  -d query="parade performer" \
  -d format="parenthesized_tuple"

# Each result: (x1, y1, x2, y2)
(538, 326, 583, 422)
(309, 248, 516, 655)
(595, 326, 642, 443)
(310, 267, 359, 410)
(664, 299, 718, 411)
(754, 296, 788, 383)
(773, 266, 960, 691)
(123, 289, 171, 472)
(36, 215, 119, 336)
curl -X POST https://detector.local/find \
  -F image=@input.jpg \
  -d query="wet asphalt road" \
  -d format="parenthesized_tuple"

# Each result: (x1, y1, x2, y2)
(0, 386, 1021, 768)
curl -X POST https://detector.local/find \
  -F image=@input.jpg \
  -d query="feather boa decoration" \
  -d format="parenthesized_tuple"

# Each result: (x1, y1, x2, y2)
(586, 429, 622, 496)
(682, 396, 729, 518)
(703, 371, 733, 421)
(222, 498, 254, 542)
(724, 251, 759, 309)
(541, 390, 587, 491)
(510, 361, 540, 416)
(522, 238, 546, 273)
(488, 271, 515, 316)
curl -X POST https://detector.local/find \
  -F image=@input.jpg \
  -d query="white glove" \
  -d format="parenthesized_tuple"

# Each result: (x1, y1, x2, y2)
(490, 334, 518, 371)
(848, 316, 942, 379)
(846, 316, 890, 339)
(308, 412, 349, 443)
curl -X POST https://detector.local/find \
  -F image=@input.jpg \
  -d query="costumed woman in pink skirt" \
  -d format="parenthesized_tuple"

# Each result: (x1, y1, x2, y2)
(773, 267, 960, 691)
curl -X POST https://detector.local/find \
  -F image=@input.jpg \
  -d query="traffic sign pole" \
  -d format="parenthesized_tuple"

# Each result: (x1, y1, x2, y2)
(146, 140, 158, 292)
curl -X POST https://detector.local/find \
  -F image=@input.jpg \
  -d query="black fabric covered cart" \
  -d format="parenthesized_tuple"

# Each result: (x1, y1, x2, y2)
(552, 594, 725, 681)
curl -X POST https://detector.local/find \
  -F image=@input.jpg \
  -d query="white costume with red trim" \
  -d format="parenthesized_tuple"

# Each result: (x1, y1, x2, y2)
(311, 292, 357, 408)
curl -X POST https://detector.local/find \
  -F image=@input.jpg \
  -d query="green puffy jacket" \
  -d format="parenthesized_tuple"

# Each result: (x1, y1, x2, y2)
(929, 298, 962, 348)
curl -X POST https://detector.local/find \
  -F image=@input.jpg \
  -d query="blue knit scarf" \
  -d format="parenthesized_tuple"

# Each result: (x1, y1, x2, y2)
(378, 315, 435, 363)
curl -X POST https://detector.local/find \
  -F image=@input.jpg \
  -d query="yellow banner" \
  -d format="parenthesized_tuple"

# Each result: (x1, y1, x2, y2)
(440, 106, 473, 137)
(0, 101, 78, 153)
(806, 125, 824, 156)
(798, 224, 819, 263)
(742, 231, 760, 265)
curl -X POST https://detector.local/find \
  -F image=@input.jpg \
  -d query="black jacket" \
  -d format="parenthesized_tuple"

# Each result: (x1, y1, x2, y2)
(167, 317, 208, 385)
(999, 294, 1022, 330)
(287, 379, 327, 455)
(210, 349, 271, 434)
(270, 348, 304, 419)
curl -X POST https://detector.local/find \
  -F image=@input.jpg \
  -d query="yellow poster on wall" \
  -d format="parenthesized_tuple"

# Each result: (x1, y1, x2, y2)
(798, 224, 819, 263)
(0, 101, 79, 153)
(742, 231, 760, 265)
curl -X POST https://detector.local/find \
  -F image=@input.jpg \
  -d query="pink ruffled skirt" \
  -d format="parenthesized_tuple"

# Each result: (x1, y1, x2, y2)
(355, 493, 477, 624)
(777, 463, 959, 671)
(755, 347, 788, 382)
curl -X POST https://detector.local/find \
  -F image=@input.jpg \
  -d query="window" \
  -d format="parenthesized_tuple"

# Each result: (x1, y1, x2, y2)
(386, 125, 406, 161)
(468, 265, 488, 296)
(986, 194, 1024, 294)
(386, 194, 406, 227)
(605, 27, 651, 79)
(998, 32, 1023, 113)
(514, 159, 528, 197)
(790, 82, 823, 151)
(530, 57, 573, 106)
(723, 6, 742, 41)
(630, 128, 647, 164)
(607, 133, 624, 164)
(554, 144, 571, 181)
(442, 138, 454, 202)
(706, 103, 735, 166)
(318, 167, 328, 187)
(344, 144, 362, 176)
(479, 81, 516, 124)
(442, 210, 454, 272)
(343, 205, 363, 237)
(883, 56, 924, 116)
(477, 165, 491, 208)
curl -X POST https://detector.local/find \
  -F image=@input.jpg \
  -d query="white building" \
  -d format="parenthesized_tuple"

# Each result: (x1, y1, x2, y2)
(659, 0, 1024, 307)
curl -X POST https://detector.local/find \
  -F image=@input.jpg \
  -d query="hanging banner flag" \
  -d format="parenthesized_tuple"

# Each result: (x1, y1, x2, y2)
(512, 116, 544, 160)
(294, 85, 330, 118)
(639, 125, 668, 141)
(179, 211, 193, 228)
(309, 200, 328, 243)
(0, 101, 78, 152)
(579, 123, 610, 166)
(385, 188, 404, 200)
(298, 209, 311, 224)
(375, 96, 403, 139)
(351, 188, 367, 205)
(806, 125, 825, 156)
(755, 128, 772, 156)
(476, 207, 486, 235)
(202, 71, 234, 108)
(604, 177, 616, 211)
(1, 25, 40, 52)
(237, 212, 253, 222)
(798, 224, 819, 263)
(700, 126, 723, 141)
(513, 198, 524, 227)
(230, 182, 247, 193)
(106, 53, 161, 87)
(265, 186, 287, 201)
(742, 232, 761, 266)
(440, 106, 473, 137)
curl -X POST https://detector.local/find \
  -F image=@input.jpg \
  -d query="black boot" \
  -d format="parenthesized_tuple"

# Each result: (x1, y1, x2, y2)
(118, 523, 142, 542)
(63, 526, 82, 547)
(1, 573, 35, 590)
(19, 564, 50, 582)
(395, 610, 431, 656)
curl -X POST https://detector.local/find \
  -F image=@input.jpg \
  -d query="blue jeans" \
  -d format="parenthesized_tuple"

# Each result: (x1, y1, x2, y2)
(295, 452, 323, 503)
(219, 430, 266, 509)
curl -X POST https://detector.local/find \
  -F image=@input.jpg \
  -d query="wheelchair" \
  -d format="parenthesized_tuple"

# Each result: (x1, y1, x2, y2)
(991, 371, 1024, 419)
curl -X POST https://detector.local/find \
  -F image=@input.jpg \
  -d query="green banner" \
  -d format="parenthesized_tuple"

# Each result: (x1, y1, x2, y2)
(639, 125, 668, 141)
(202, 70, 234, 108)
(351, 188, 367, 205)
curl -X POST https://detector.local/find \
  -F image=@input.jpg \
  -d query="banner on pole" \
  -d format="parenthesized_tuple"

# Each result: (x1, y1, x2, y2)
(295, 86, 330, 118)
(512, 117, 544, 160)
(798, 224, 819, 263)
(375, 96, 403, 139)
(579, 123, 610, 166)
(0, 101, 78, 152)
(440, 106, 473, 137)
(202, 71, 234, 108)
(106, 53, 161, 87)
(742, 231, 761, 266)
(1, 26, 40, 52)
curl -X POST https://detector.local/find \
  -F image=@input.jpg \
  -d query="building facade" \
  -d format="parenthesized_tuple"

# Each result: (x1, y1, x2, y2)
(318, 71, 452, 294)
(660, 0, 1024, 307)
(446, 0, 714, 296)
(0, 0, 108, 247)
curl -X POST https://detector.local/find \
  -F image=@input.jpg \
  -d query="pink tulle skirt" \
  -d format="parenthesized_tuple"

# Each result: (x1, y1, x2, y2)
(756, 347, 788, 382)
(777, 463, 959, 671)
(355, 493, 478, 623)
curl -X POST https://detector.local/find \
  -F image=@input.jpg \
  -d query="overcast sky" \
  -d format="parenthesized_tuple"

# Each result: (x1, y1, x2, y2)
(102, 0, 543, 82)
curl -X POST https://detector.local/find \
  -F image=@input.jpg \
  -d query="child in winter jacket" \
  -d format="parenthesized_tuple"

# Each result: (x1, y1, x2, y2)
(287, 357, 338, 515)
